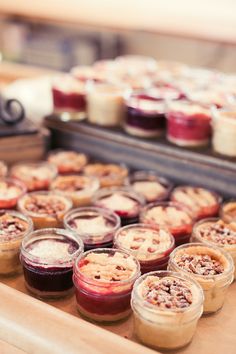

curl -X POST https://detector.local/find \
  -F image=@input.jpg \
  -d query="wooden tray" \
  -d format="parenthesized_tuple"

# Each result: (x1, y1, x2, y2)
(0, 273, 235, 354)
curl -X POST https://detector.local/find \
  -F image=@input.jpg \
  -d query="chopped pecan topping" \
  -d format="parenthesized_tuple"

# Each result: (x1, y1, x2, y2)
(176, 254, 224, 275)
(25, 196, 66, 217)
(0, 214, 27, 238)
(199, 221, 236, 245)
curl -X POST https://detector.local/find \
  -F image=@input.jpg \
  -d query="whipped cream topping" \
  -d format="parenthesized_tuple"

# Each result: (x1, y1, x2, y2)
(144, 205, 192, 227)
(138, 275, 193, 309)
(99, 193, 138, 212)
(0, 182, 21, 199)
(172, 187, 218, 211)
(27, 239, 78, 261)
(79, 251, 138, 282)
(132, 181, 166, 201)
(71, 215, 113, 234)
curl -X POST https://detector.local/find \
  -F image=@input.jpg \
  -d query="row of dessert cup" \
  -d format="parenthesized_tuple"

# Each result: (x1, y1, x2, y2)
(1, 210, 234, 351)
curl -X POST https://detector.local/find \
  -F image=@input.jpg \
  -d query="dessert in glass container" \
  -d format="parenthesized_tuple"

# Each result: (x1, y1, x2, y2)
(73, 248, 140, 322)
(192, 218, 236, 278)
(140, 201, 194, 245)
(0, 178, 26, 209)
(18, 192, 72, 229)
(71, 65, 107, 83)
(127, 170, 173, 203)
(168, 243, 234, 313)
(50, 175, 99, 207)
(0, 210, 33, 276)
(87, 83, 126, 126)
(220, 200, 236, 223)
(20, 228, 83, 299)
(84, 163, 128, 188)
(11, 162, 57, 192)
(131, 270, 203, 350)
(93, 187, 145, 226)
(171, 186, 221, 220)
(115, 55, 157, 75)
(47, 150, 88, 174)
(52, 75, 87, 120)
(114, 224, 175, 273)
(166, 100, 211, 147)
(64, 207, 120, 250)
(211, 108, 236, 157)
(0, 161, 7, 178)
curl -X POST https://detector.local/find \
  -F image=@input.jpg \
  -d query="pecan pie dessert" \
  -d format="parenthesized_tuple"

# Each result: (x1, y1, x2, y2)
(73, 248, 140, 322)
(64, 207, 120, 250)
(171, 186, 221, 220)
(18, 192, 72, 229)
(140, 201, 194, 245)
(127, 171, 172, 203)
(0, 178, 26, 209)
(0, 211, 33, 276)
(84, 163, 128, 188)
(93, 187, 145, 225)
(168, 243, 234, 313)
(48, 150, 88, 174)
(220, 200, 236, 223)
(131, 271, 203, 350)
(50, 175, 99, 207)
(192, 218, 236, 278)
(11, 162, 57, 191)
(114, 224, 175, 273)
(21, 228, 83, 299)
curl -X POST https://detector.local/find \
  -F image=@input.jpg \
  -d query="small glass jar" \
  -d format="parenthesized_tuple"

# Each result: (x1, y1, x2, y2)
(131, 270, 203, 351)
(114, 224, 175, 274)
(171, 186, 222, 221)
(52, 75, 87, 121)
(127, 170, 173, 203)
(168, 243, 234, 314)
(115, 55, 158, 75)
(84, 163, 128, 188)
(166, 100, 211, 147)
(211, 107, 236, 157)
(0, 210, 33, 276)
(64, 207, 120, 250)
(50, 175, 100, 207)
(191, 218, 236, 279)
(20, 228, 83, 299)
(0, 178, 26, 209)
(140, 201, 194, 246)
(18, 191, 72, 229)
(93, 187, 145, 226)
(0, 161, 8, 178)
(73, 248, 140, 323)
(87, 83, 126, 126)
(220, 200, 236, 223)
(11, 162, 57, 192)
(47, 149, 88, 175)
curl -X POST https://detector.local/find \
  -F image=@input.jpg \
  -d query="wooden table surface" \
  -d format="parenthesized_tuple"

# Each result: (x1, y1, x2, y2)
(1, 274, 235, 354)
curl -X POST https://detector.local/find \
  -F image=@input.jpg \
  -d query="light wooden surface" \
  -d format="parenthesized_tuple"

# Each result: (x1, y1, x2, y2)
(0, 0, 236, 43)
(1, 274, 235, 354)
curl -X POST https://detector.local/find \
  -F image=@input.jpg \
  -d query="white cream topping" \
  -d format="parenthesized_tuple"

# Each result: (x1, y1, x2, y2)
(73, 216, 112, 234)
(28, 239, 73, 261)
(100, 193, 137, 211)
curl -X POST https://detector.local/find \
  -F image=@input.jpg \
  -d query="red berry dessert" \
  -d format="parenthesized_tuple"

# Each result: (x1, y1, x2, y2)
(48, 150, 88, 175)
(0, 178, 26, 209)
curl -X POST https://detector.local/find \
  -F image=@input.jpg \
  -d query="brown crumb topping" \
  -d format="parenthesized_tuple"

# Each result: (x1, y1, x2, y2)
(176, 254, 224, 276)
(199, 221, 236, 245)
(25, 195, 66, 217)
(0, 214, 28, 238)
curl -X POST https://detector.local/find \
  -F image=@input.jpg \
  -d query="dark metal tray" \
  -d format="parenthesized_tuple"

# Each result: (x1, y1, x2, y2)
(44, 115, 236, 198)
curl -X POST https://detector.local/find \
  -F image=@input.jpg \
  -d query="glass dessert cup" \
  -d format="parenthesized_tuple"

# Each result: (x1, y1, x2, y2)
(71, 65, 107, 83)
(11, 162, 58, 192)
(84, 163, 128, 188)
(220, 200, 236, 223)
(166, 100, 211, 147)
(52, 75, 87, 120)
(168, 243, 234, 314)
(87, 83, 126, 127)
(124, 92, 167, 138)
(127, 170, 173, 203)
(115, 55, 158, 75)
(20, 228, 83, 299)
(47, 149, 88, 175)
(191, 218, 236, 279)
(73, 248, 140, 322)
(50, 175, 99, 207)
(0, 210, 33, 276)
(140, 201, 194, 246)
(64, 207, 120, 250)
(114, 224, 175, 274)
(131, 270, 203, 351)
(93, 187, 145, 226)
(0, 178, 26, 209)
(0, 161, 7, 178)
(17, 191, 72, 229)
(211, 108, 236, 157)
(171, 186, 222, 221)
